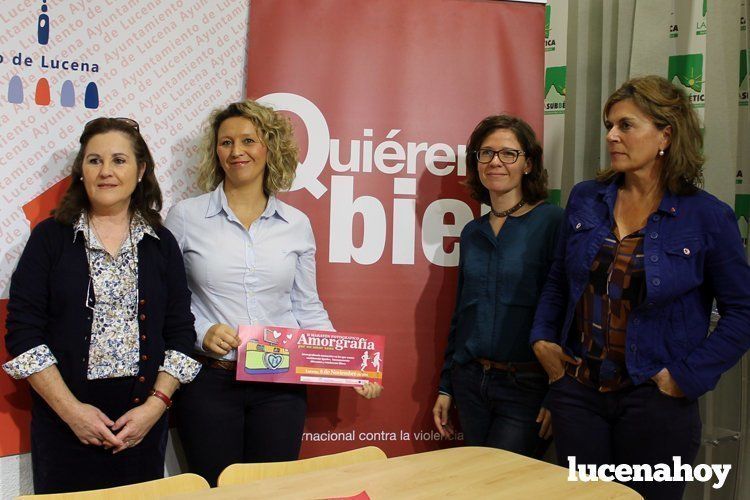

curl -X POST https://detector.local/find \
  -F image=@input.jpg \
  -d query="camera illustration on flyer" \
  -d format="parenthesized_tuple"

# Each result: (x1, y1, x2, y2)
(236, 326, 385, 388)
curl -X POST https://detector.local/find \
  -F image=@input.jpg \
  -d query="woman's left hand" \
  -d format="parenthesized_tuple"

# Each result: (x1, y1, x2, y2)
(354, 382, 383, 399)
(651, 368, 685, 398)
(536, 406, 553, 439)
(110, 398, 166, 453)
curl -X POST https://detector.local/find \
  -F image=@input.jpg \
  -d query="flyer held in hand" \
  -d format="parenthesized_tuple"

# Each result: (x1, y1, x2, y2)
(236, 326, 385, 388)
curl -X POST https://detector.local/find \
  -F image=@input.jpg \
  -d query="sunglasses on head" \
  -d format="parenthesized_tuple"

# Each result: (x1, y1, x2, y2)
(84, 117, 140, 132)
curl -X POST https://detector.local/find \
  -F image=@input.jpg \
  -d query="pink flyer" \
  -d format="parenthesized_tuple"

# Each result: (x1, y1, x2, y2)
(236, 326, 385, 388)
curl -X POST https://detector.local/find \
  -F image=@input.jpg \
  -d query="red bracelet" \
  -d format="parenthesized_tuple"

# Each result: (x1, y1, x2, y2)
(149, 389, 173, 409)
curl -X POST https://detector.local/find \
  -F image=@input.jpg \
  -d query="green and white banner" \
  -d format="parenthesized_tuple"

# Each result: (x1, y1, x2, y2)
(667, 0, 707, 117)
(544, 0, 568, 206)
(737, 1, 749, 240)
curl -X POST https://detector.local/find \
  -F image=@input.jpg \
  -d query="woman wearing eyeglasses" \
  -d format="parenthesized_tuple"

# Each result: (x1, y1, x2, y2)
(432, 115, 563, 457)
(3, 118, 201, 494)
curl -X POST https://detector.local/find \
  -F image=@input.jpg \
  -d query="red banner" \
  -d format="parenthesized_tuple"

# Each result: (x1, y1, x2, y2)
(247, 0, 544, 456)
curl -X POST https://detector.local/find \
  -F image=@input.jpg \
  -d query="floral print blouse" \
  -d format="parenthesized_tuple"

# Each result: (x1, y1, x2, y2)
(3, 213, 200, 384)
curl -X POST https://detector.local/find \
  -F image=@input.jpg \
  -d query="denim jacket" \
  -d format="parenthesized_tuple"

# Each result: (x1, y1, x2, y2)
(530, 177, 750, 400)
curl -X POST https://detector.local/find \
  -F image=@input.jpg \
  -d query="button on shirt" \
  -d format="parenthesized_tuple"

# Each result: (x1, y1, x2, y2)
(165, 184, 334, 361)
(569, 229, 646, 391)
(439, 203, 563, 395)
(3, 213, 201, 384)
(530, 177, 750, 400)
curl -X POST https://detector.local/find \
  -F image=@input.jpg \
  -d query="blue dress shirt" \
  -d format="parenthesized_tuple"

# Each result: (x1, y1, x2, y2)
(165, 183, 334, 361)
(439, 203, 563, 395)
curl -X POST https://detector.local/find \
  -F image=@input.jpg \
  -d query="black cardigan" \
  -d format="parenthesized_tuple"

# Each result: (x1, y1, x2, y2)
(5, 217, 196, 408)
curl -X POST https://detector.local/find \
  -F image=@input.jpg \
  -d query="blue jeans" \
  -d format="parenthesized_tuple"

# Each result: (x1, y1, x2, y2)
(548, 375, 701, 500)
(450, 361, 549, 458)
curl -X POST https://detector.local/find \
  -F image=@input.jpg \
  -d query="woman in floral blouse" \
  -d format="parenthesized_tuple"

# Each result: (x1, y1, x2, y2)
(3, 118, 201, 494)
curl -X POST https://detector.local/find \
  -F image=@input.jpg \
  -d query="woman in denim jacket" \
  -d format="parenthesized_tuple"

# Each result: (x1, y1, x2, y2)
(530, 75, 750, 500)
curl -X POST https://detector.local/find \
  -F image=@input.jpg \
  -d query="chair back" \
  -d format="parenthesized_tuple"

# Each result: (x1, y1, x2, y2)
(16, 473, 210, 499)
(217, 446, 387, 487)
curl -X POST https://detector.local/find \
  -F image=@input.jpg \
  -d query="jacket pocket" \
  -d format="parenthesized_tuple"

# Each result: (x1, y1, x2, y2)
(564, 213, 598, 273)
(663, 236, 704, 294)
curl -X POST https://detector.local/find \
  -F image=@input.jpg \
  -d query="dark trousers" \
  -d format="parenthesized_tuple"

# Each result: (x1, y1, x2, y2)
(31, 377, 168, 494)
(547, 375, 702, 500)
(175, 366, 307, 486)
(450, 361, 549, 458)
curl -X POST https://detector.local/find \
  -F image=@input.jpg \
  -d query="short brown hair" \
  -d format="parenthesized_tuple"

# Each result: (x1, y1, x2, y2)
(464, 115, 548, 205)
(196, 100, 298, 195)
(599, 75, 703, 195)
(54, 118, 162, 227)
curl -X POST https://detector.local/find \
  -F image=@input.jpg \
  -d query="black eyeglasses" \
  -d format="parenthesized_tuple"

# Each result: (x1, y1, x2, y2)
(475, 148, 526, 164)
(84, 117, 140, 131)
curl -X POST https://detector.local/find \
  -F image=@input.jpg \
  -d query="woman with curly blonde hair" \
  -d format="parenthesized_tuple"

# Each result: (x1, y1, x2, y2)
(165, 100, 380, 485)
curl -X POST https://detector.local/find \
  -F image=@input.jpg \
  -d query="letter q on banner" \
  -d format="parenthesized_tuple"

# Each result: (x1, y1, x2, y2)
(258, 93, 330, 198)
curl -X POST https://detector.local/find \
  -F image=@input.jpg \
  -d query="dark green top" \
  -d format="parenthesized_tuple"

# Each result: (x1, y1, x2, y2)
(439, 202, 563, 395)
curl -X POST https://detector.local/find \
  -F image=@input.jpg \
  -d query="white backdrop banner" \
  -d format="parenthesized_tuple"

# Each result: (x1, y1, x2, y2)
(0, 1, 248, 496)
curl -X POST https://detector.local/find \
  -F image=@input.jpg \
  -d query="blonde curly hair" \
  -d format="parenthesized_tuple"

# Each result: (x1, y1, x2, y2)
(196, 100, 299, 194)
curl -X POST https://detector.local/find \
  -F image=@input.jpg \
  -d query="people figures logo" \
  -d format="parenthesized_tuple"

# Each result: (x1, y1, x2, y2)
(84, 82, 99, 109)
(668, 54, 705, 107)
(60, 80, 74, 107)
(7, 76, 23, 103)
(4, 0, 100, 108)
(544, 66, 566, 115)
(35, 78, 50, 105)
(37, 0, 50, 45)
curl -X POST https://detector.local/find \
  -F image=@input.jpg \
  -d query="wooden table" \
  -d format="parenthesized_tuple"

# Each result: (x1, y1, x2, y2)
(167, 446, 642, 499)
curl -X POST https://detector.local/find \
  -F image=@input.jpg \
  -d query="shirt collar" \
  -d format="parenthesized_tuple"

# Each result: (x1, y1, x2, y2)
(73, 211, 159, 246)
(657, 189, 681, 217)
(205, 182, 289, 223)
(205, 183, 226, 218)
(598, 173, 680, 218)
(264, 195, 289, 223)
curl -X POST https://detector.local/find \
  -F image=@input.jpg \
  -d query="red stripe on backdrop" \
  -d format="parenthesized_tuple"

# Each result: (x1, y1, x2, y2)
(0, 177, 71, 456)
(247, 0, 544, 457)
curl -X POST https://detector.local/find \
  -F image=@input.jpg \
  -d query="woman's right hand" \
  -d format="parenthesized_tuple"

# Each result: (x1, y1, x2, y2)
(203, 324, 240, 355)
(432, 394, 455, 438)
(61, 401, 123, 448)
(532, 340, 580, 383)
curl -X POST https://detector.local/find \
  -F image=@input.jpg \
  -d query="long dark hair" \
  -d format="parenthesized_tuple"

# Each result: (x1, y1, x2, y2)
(54, 117, 163, 227)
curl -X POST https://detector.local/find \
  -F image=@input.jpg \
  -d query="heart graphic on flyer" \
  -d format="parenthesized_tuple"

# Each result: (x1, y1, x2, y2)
(267, 354, 283, 369)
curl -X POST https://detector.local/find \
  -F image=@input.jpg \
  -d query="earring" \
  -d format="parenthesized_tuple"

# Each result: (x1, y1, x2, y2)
(138, 178, 142, 183)
(523, 171, 529, 175)
(658, 149, 665, 157)
(79, 176, 83, 181)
